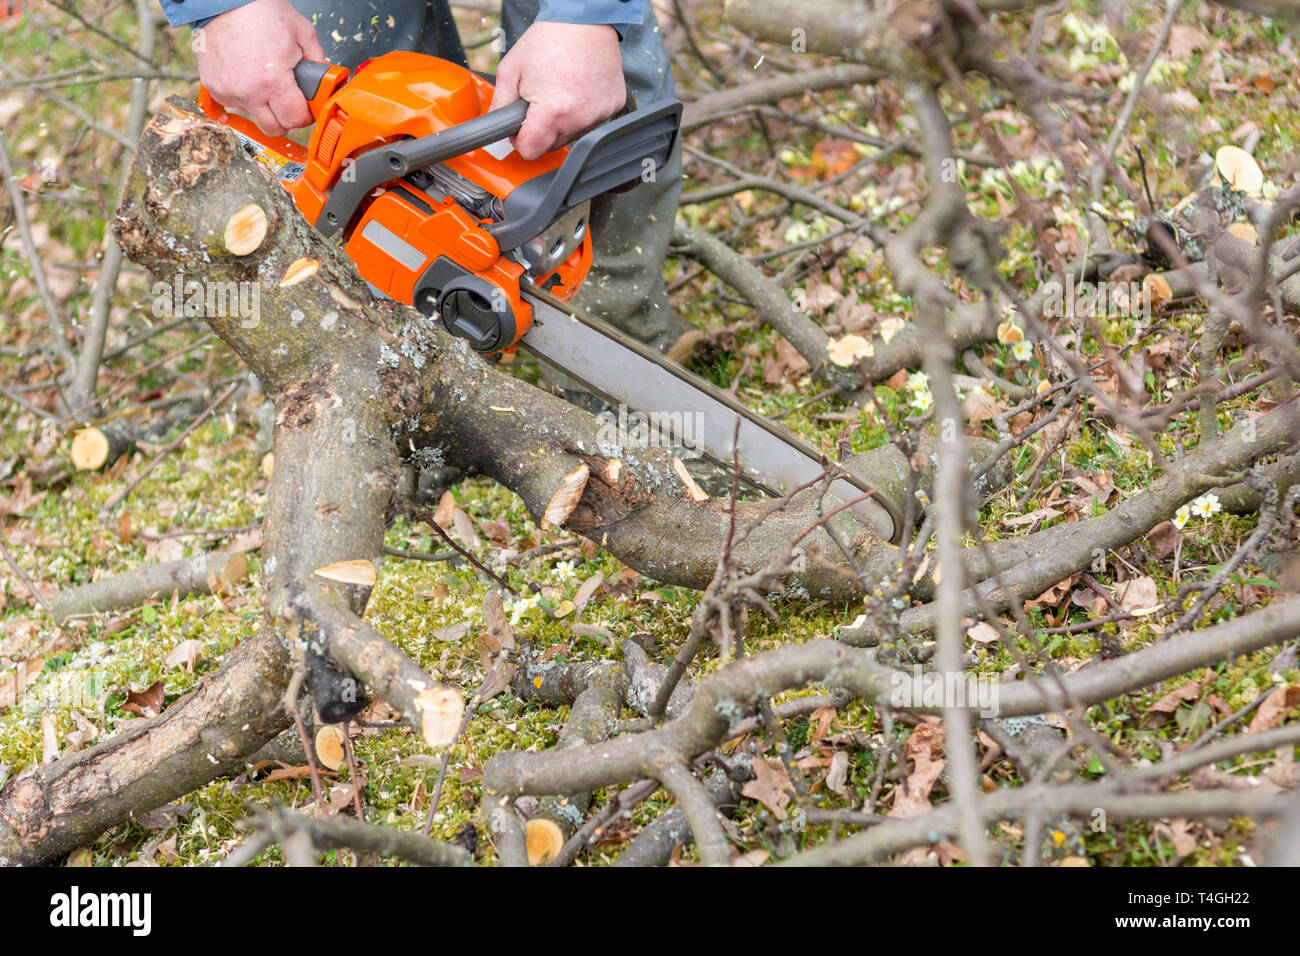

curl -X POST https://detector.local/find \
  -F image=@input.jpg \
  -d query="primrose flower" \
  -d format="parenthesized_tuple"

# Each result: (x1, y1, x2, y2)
(1173, 504, 1190, 530)
(912, 389, 933, 413)
(905, 371, 929, 392)
(1011, 339, 1034, 362)
(554, 559, 577, 579)
(507, 592, 542, 626)
(1190, 493, 1222, 520)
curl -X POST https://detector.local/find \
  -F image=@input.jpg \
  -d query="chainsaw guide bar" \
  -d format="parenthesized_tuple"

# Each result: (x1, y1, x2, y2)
(519, 286, 904, 544)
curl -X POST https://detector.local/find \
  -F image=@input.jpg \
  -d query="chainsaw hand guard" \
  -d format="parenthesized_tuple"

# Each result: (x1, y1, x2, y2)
(489, 100, 681, 253)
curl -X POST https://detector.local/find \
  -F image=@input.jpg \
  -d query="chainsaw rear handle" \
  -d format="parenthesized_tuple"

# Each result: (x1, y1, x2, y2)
(198, 59, 347, 131)
(315, 99, 530, 236)
(294, 60, 350, 118)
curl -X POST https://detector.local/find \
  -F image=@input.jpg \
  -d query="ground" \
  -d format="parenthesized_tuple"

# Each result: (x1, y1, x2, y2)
(0, 1, 1297, 865)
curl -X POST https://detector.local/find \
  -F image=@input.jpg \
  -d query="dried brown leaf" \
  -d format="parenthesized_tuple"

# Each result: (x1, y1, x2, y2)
(163, 639, 206, 673)
(574, 572, 604, 612)
(741, 757, 793, 820)
(122, 680, 166, 718)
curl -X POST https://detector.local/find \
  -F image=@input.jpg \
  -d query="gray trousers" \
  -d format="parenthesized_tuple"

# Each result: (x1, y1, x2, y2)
(290, 0, 684, 351)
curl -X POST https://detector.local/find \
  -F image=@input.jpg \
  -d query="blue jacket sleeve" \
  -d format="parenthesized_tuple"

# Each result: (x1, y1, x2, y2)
(537, 0, 645, 32)
(160, 0, 647, 34)
(157, 0, 256, 28)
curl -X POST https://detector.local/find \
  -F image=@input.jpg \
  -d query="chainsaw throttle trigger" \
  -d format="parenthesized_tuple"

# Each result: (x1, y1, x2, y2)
(315, 99, 530, 237)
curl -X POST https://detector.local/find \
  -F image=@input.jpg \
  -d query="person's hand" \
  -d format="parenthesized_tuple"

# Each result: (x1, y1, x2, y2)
(195, 0, 326, 137)
(489, 21, 626, 160)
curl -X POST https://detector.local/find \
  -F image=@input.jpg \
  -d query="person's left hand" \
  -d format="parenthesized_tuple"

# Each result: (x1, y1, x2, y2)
(489, 21, 626, 160)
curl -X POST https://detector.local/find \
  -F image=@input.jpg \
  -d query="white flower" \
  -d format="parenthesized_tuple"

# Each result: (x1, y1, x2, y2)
(783, 221, 813, 244)
(1011, 340, 1034, 362)
(506, 592, 541, 626)
(912, 389, 933, 413)
(554, 559, 577, 579)
(905, 371, 929, 392)
(1190, 493, 1222, 520)
(1173, 504, 1190, 530)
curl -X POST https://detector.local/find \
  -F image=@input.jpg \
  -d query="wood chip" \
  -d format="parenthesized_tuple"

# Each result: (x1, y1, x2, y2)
(223, 204, 268, 256)
(826, 333, 873, 366)
(329, 285, 362, 312)
(313, 559, 377, 587)
(542, 464, 590, 531)
(673, 458, 709, 502)
(279, 256, 320, 288)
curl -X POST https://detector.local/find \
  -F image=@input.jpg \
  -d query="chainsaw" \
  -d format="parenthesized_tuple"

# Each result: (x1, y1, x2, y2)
(198, 51, 904, 543)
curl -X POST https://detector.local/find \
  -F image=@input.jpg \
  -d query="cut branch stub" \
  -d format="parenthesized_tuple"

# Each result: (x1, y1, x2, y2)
(223, 203, 268, 256)
(827, 334, 874, 367)
(314, 724, 346, 771)
(1142, 273, 1173, 308)
(70, 423, 134, 471)
(525, 817, 565, 865)
(542, 464, 590, 531)
(1213, 145, 1266, 197)
(416, 686, 464, 748)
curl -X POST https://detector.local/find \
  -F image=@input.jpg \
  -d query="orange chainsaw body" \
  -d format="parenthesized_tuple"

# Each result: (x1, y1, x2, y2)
(199, 51, 593, 351)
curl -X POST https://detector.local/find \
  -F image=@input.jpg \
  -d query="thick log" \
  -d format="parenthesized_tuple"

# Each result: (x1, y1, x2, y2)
(0, 625, 290, 865)
(0, 99, 449, 863)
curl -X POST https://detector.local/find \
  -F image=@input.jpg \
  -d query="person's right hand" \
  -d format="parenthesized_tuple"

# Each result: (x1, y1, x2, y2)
(195, 0, 326, 137)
